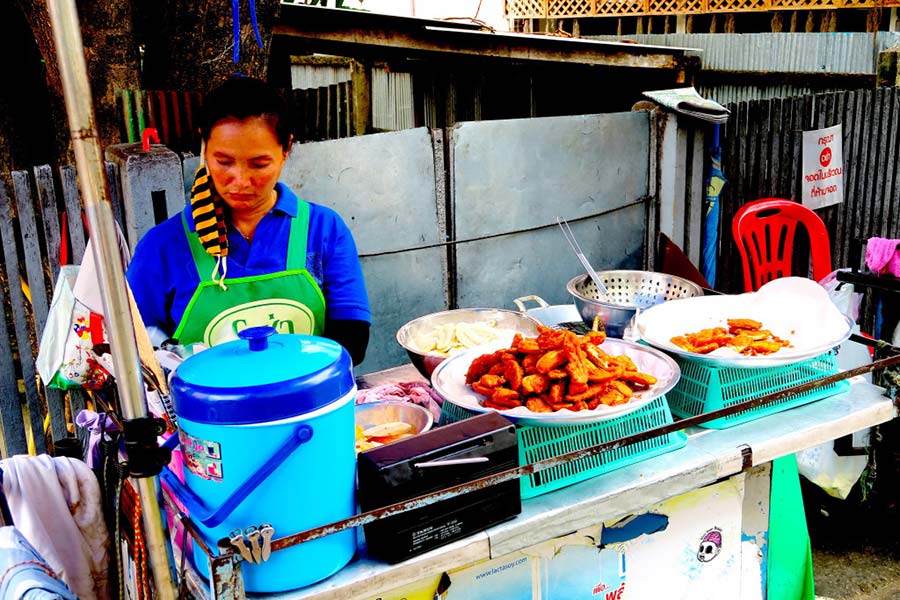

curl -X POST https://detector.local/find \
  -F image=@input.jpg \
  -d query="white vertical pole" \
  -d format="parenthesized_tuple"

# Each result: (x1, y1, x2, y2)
(45, 1, 178, 599)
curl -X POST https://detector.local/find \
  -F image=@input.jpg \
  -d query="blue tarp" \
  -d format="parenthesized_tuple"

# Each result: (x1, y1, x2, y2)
(702, 125, 727, 288)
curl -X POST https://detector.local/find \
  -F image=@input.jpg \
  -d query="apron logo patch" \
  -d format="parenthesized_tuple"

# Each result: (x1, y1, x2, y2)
(204, 298, 315, 345)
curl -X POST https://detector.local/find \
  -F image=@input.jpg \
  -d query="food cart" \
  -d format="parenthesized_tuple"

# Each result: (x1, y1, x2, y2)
(166, 359, 897, 600)
(39, 2, 900, 599)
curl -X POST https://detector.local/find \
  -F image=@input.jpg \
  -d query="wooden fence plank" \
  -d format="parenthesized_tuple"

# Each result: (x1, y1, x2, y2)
(0, 182, 29, 457)
(32, 167, 69, 443)
(0, 181, 48, 454)
(106, 161, 126, 234)
(34, 165, 62, 284)
(850, 91, 869, 244)
(886, 88, 900, 241)
(767, 97, 782, 198)
(60, 166, 86, 265)
(832, 91, 849, 267)
(873, 88, 892, 240)
(12, 172, 51, 339)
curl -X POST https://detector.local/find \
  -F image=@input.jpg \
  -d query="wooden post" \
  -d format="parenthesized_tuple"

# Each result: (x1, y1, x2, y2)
(866, 8, 879, 32)
(675, 15, 686, 34)
(771, 12, 783, 32)
(350, 59, 371, 137)
(890, 8, 898, 32)
(724, 13, 736, 33)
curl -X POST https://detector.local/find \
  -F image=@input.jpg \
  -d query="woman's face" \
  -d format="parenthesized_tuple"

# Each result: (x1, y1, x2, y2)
(205, 116, 289, 215)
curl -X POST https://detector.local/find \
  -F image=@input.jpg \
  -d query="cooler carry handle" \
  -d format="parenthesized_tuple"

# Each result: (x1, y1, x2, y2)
(160, 424, 313, 528)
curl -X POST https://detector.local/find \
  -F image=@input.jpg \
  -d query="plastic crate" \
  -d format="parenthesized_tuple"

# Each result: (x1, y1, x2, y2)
(439, 396, 687, 499)
(666, 351, 849, 429)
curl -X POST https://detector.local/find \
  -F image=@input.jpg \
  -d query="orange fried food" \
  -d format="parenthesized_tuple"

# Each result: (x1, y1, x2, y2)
(465, 350, 502, 384)
(465, 325, 657, 414)
(727, 318, 762, 333)
(671, 318, 792, 356)
(526, 397, 553, 413)
(521, 373, 550, 395)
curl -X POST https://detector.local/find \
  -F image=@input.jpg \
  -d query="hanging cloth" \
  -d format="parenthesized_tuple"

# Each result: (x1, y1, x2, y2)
(189, 141, 230, 288)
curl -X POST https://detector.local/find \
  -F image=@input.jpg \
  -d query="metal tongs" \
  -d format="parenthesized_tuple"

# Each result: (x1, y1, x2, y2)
(557, 216, 610, 299)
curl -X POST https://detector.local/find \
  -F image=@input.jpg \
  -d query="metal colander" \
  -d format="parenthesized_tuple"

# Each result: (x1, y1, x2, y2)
(571, 270, 704, 307)
(567, 270, 704, 337)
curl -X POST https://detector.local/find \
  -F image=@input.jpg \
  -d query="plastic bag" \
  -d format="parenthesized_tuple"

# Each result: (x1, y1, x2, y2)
(36, 265, 113, 390)
(795, 270, 871, 499)
(796, 439, 867, 500)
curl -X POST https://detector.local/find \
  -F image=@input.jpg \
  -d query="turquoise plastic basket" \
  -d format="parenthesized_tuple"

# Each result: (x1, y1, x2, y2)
(666, 351, 849, 429)
(439, 396, 687, 499)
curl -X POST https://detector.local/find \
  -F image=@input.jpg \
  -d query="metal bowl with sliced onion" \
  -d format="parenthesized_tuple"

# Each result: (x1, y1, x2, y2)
(396, 308, 542, 379)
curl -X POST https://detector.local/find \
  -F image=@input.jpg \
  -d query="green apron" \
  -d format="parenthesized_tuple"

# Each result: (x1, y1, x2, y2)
(173, 200, 326, 347)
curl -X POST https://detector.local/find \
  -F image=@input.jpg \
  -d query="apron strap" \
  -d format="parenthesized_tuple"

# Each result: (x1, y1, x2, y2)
(182, 212, 217, 282)
(287, 199, 310, 271)
(182, 199, 311, 278)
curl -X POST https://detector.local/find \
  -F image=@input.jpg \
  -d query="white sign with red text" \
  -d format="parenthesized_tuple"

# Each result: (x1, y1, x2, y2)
(802, 124, 844, 210)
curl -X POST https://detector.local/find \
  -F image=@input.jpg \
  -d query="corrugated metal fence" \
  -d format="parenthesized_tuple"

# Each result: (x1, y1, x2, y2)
(591, 32, 900, 104)
(117, 83, 354, 151)
(716, 87, 900, 294)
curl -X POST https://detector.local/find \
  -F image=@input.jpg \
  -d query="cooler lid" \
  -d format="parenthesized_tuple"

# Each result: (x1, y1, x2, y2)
(172, 326, 354, 424)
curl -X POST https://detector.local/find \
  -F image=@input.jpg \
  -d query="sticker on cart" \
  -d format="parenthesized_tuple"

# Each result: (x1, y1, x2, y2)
(697, 527, 723, 562)
(179, 430, 224, 482)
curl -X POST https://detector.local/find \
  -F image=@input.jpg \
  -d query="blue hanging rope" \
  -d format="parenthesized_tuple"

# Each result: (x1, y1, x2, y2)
(232, 0, 265, 63)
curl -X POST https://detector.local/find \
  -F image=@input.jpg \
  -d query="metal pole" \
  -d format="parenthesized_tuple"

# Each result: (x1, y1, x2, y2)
(46, 2, 177, 598)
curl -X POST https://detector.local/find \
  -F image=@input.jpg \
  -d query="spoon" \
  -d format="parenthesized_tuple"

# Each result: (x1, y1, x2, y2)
(557, 217, 610, 299)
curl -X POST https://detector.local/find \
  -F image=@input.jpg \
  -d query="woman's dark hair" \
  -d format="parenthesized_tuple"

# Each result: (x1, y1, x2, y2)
(199, 76, 293, 151)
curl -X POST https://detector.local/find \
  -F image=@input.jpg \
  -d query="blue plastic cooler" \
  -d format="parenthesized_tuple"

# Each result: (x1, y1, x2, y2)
(163, 327, 357, 592)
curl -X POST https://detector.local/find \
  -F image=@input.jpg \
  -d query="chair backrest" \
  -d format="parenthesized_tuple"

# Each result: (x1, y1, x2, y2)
(731, 198, 832, 292)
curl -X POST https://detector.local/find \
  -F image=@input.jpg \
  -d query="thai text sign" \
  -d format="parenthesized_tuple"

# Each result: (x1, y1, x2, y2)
(801, 124, 843, 209)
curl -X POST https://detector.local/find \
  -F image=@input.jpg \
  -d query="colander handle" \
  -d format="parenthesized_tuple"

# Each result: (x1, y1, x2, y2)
(160, 424, 313, 528)
(513, 295, 549, 312)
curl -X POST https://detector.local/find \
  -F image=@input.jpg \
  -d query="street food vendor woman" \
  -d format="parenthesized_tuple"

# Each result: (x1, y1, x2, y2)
(127, 76, 371, 364)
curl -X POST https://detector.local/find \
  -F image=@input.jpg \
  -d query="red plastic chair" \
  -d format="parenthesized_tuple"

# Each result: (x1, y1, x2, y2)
(732, 198, 832, 292)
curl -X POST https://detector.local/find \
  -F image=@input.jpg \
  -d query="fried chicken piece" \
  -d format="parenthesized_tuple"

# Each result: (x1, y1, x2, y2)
(582, 330, 606, 346)
(536, 349, 567, 373)
(565, 385, 605, 403)
(727, 318, 762, 333)
(525, 397, 553, 413)
(619, 370, 657, 387)
(610, 380, 634, 398)
(489, 387, 522, 408)
(614, 355, 638, 372)
(513, 337, 542, 354)
(503, 358, 524, 391)
(466, 350, 502, 384)
(521, 373, 550, 395)
(478, 374, 505, 388)
(521, 353, 539, 373)
(747, 340, 783, 355)
(596, 388, 628, 407)
(537, 328, 572, 351)
(688, 327, 730, 348)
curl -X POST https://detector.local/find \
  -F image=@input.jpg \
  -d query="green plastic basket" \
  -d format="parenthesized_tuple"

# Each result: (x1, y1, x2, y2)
(666, 351, 849, 429)
(439, 396, 687, 499)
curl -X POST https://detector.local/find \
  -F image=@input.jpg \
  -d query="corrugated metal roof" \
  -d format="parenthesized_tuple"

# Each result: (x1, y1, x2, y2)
(290, 64, 351, 89)
(372, 70, 415, 131)
(590, 32, 900, 73)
